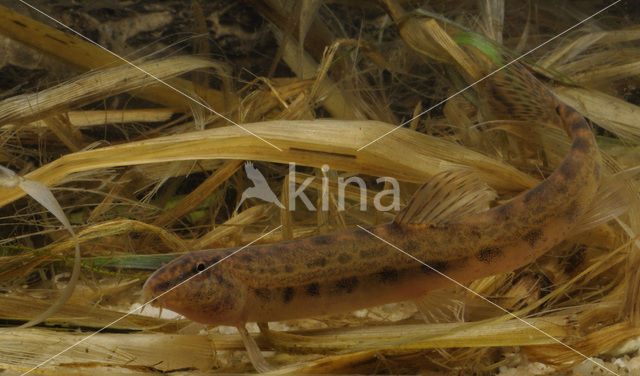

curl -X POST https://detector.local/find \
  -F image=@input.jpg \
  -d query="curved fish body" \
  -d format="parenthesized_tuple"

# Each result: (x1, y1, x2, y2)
(143, 64, 601, 327)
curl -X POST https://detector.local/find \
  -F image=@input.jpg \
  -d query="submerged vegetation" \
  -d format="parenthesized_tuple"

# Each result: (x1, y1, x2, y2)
(0, 0, 639, 374)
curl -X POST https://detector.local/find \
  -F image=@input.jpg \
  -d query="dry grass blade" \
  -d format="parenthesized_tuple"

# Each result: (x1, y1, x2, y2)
(0, 294, 172, 331)
(0, 329, 219, 374)
(152, 159, 244, 229)
(2, 109, 176, 130)
(0, 56, 216, 125)
(272, 28, 359, 119)
(479, 0, 505, 44)
(191, 204, 273, 249)
(0, 120, 537, 209)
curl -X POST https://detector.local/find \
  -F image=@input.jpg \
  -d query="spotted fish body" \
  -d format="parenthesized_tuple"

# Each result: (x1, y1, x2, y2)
(143, 62, 601, 327)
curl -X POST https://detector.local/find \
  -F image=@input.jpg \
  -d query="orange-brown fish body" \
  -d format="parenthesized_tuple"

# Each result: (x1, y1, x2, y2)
(143, 64, 601, 328)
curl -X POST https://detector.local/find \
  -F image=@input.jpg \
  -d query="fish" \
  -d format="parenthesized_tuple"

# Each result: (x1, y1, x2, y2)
(142, 60, 608, 371)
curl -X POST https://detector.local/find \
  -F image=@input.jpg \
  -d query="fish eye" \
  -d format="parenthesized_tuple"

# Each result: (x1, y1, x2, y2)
(196, 262, 206, 272)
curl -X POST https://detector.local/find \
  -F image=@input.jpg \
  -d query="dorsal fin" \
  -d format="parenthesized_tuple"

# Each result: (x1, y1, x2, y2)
(476, 61, 565, 131)
(394, 168, 496, 225)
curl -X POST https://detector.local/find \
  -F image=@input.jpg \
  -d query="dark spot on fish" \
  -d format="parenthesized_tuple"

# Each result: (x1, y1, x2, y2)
(335, 276, 358, 293)
(386, 222, 407, 237)
(377, 267, 399, 283)
(420, 264, 433, 274)
(13, 20, 27, 27)
(476, 247, 502, 263)
(359, 249, 375, 259)
(565, 201, 580, 220)
(523, 229, 543, 247)
(305, 282, 320, 296)
(571, 115, 587, 132)
(494, 205, 512, 221)
(253, 288, 271, 300)
(193, 288, 206, 301)
(405, 239, 420, 251)
(312, 235, 332, 245)
(240, 253, 254, 263)
(338, 253, 352, 264)
(285, 264, 294, 273)
(421, 260, 448, 274)
(221, 295, 235, 311)
(558, 158, 580, 180)
(306, 257, 327, 268)
(155, 280, 172, 292)
(440, 222, 453, 230)
(555, 105, 561, 115)
(359, 247, 387, 259)
(523, 184, 547, 204)
(433, 261, 448, 271)
(571, 135, 591, 154)
(469, 228, 482, 239)
(176, 257, 192, 270)
(282, 286, 295, 303)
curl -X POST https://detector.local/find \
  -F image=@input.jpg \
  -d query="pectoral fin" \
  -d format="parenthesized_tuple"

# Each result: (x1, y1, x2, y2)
(413, 287, 466, 324)
(237, 324, 274, 373)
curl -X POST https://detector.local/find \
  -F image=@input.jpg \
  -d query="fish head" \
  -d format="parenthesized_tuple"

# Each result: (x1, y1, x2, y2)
(142, 249, 247, 326)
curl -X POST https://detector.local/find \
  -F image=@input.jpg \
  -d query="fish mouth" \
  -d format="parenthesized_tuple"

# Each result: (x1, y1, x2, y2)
(141, 277, 164, 308)
(144, 295, 162, 308)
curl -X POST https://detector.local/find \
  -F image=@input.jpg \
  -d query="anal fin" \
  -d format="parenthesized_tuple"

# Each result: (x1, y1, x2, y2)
(394, 168, 497, 225)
